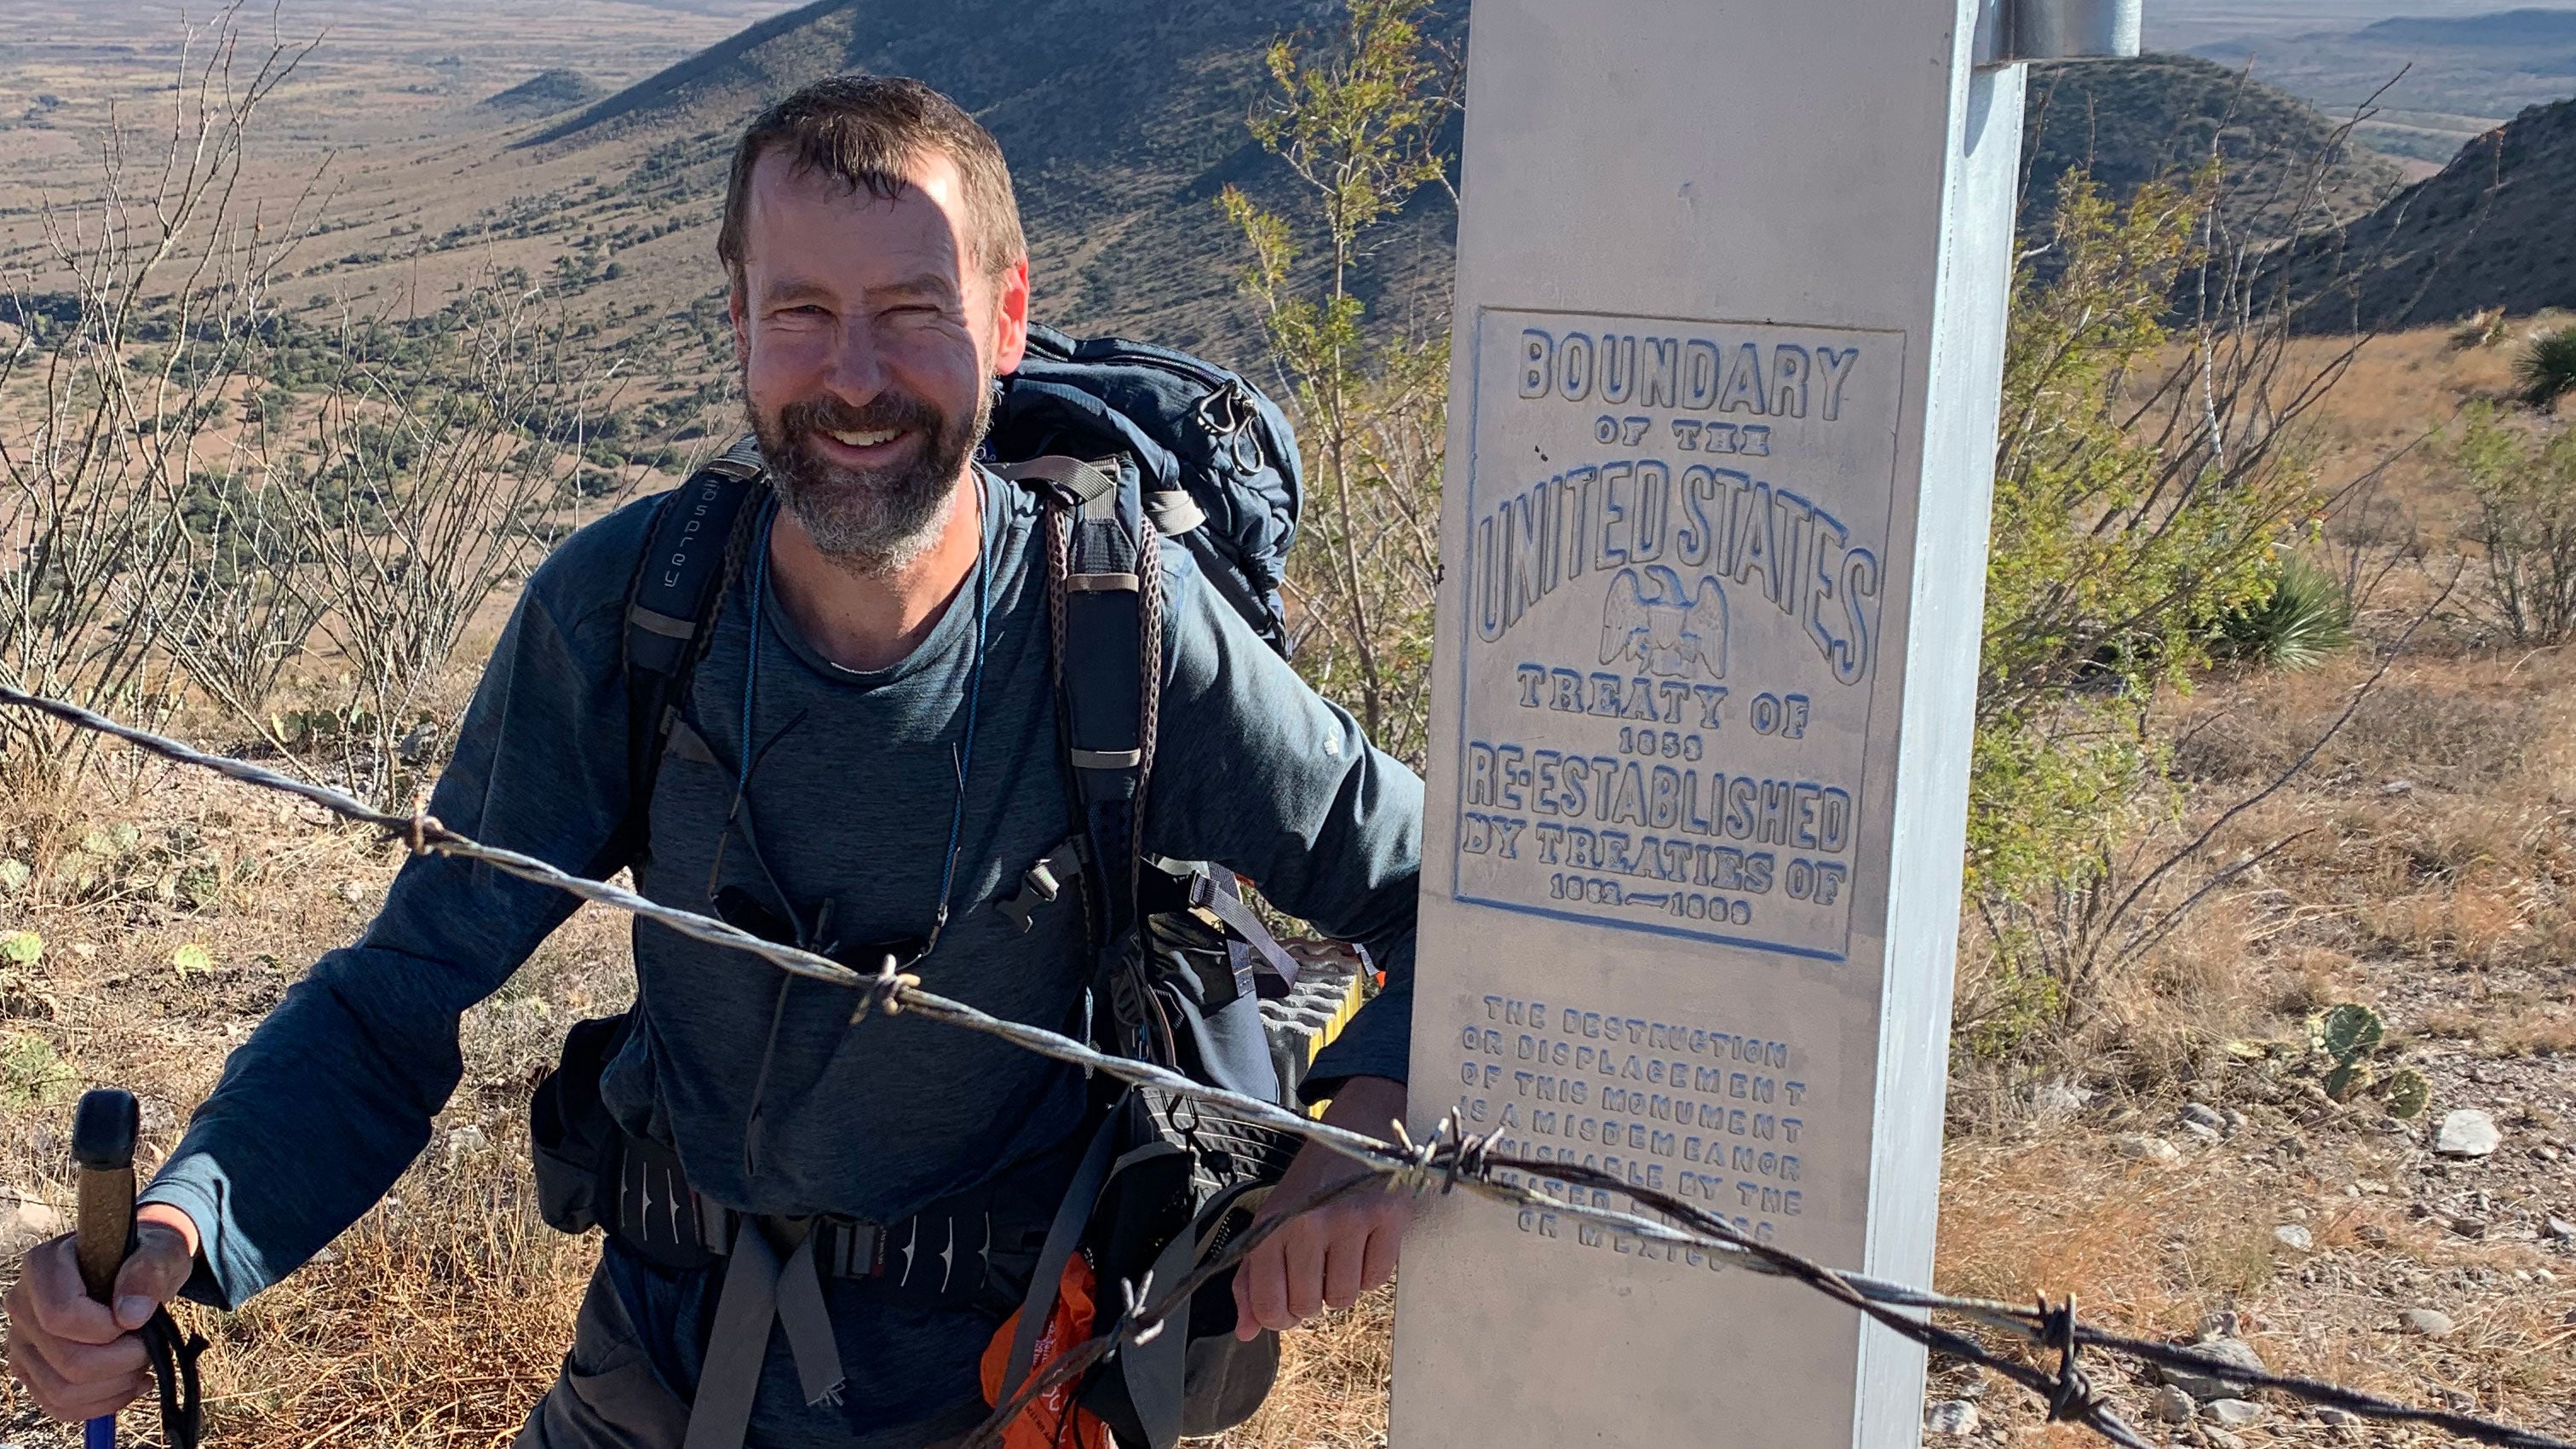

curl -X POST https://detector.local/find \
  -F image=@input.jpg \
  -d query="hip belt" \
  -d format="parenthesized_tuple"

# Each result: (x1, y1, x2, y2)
(597, 1130, 1078, 1449)
(609, 1132, 1056, 1302)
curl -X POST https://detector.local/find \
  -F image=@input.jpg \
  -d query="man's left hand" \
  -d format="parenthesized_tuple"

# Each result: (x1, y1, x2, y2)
(1229, 1074, 1412, 1340)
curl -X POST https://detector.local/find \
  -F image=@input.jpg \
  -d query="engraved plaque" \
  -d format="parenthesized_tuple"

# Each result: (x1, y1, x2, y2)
(1453, 310, 1901, 962)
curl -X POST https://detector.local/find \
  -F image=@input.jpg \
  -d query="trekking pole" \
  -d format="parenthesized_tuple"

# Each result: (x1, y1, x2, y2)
(72, 1088, 141, 1449)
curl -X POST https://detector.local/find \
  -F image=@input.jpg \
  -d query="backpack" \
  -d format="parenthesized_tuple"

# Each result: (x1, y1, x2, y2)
(550, 325, 1332, 1449)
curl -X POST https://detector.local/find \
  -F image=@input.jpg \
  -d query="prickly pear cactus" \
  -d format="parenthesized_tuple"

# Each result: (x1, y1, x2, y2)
(2314, 1003, 2384, 1064)
(2324, 1058, 2376, 1102)
(2383, 1066, 2430, 1118)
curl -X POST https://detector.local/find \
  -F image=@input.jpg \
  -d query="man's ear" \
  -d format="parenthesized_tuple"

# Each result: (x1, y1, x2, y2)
(990, 258, 1031, 377)
(727, 279, 750, 365)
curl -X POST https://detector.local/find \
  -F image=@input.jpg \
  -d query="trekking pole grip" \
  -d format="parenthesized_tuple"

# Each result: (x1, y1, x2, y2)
(72, 1089, 140, 1303)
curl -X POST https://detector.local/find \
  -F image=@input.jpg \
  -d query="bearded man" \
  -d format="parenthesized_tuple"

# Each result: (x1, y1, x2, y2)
(5, 76, 1420, 1449)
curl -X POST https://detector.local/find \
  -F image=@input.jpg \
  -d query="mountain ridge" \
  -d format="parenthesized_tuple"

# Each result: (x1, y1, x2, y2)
(2275, 93, 2576, 329)
(518, 5, 2424, 358)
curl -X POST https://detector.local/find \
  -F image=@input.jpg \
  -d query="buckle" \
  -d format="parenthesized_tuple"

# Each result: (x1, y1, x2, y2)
(998, 839, 1084, 932)
(822, 1218, 883, 1279)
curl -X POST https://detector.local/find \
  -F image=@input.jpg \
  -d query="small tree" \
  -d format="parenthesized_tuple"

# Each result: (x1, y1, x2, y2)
(1972, 167, 2301, 903)
(2456, 401, 2576, 644)
(1221, 0, 1458, 768)
(1960, 156, 2390, 1047)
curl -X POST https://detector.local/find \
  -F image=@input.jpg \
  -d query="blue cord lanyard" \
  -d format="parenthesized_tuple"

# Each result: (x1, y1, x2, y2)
(739, 477, 993, 956)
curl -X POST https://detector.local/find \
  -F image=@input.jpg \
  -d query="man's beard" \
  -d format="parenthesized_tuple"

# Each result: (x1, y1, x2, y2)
(747, 380, 992, 573)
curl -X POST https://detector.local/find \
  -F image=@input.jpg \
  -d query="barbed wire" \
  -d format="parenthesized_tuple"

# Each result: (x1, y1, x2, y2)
(6, 683, 2570, 1449)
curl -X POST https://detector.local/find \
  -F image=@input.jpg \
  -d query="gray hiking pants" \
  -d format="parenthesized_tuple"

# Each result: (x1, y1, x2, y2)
(515, 1266, 980, 1449)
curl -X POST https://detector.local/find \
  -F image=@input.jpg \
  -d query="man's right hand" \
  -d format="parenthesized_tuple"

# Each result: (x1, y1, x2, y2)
(5, 1205, 197, 1423)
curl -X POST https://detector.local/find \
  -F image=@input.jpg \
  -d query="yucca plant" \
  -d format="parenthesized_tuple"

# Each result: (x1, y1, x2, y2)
(2216, 553, 2352, 670)
(2519, 324, 2576, 408)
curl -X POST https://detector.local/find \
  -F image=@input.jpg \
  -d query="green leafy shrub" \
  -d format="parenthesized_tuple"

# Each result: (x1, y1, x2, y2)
(1221, 0, 1456, 770)
(2517, 324, 2576, 407)
(1963, 166, 2330, 1049)
(2456, 401, 2576, 643)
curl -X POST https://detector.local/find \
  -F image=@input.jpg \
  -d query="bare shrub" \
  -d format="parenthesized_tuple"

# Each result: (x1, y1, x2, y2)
(281, 281, 612, 807)
(146, 455, 333, 749)
(0, 14, 320, 784)
(1963, 78, 2466, 1054)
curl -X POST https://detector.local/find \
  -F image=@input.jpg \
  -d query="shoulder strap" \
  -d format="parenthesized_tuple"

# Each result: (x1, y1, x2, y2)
(995, 458, 1302, 1003)
(612, 434, 768, 866)
(997, 454, 1157, 939)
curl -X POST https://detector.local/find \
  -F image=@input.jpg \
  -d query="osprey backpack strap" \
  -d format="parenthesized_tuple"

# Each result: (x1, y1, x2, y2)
(993, 453, 1155, 955)
(611, 433, 768, 865)
(993, 455, 1303, 1061)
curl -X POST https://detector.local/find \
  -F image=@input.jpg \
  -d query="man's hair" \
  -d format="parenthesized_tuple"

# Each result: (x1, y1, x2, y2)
(716, 75, 1026, 289)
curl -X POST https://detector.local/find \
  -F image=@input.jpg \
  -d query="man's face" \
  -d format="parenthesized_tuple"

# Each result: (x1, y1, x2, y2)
(730, 148, 1029, 570)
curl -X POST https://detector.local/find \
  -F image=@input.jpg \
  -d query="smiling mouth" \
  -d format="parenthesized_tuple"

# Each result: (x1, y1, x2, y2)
(825, 427, 905, 449)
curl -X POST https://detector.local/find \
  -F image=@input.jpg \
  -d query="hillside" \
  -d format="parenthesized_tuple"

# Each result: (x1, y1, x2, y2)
(2021, 54, 2404, 247)
(0, 8, 2420, 388)
(519, 0, 1465, 365)
(480, 69, 605, 116)
(2355, 5, 2576, 43)
(503, 28, 2389, 365)
(2273, 92, 2576, 330)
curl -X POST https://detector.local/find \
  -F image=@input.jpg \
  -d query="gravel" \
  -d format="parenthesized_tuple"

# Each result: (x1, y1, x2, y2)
(2116, 1134, 2183, 1166)
(2205, 1399, 2265, 1428)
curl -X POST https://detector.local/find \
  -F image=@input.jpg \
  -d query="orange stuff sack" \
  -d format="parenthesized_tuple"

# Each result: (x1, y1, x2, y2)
(980, 1254, 1113, 1449)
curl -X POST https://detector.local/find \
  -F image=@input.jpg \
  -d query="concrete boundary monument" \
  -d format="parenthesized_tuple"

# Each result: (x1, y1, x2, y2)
(1394, 3, 2132, 1446)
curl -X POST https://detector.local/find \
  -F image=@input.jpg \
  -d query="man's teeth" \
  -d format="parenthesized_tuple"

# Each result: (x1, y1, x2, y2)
(828, 428, 900, 448)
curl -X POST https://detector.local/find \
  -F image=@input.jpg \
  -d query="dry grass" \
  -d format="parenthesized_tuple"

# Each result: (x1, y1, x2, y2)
(1220, 1289, 1393, 1449)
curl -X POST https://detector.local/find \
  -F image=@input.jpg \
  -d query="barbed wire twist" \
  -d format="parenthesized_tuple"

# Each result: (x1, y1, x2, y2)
(5, 683, 2569, 1449)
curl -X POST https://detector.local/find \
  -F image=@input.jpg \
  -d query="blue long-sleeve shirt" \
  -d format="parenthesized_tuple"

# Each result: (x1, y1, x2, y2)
(141, 469, 1420, 1444)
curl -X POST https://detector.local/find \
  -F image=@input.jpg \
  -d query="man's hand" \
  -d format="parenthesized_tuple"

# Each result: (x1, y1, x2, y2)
(1231, 1075, 1411, 1340)
(4, 1203, 197, 1423)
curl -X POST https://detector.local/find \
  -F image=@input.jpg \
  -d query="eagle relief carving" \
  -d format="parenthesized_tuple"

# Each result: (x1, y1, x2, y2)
(1600, 566, 1728, 681)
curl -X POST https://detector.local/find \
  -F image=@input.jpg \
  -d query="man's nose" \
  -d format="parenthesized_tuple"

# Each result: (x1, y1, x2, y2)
(818, 320, 890, 405)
